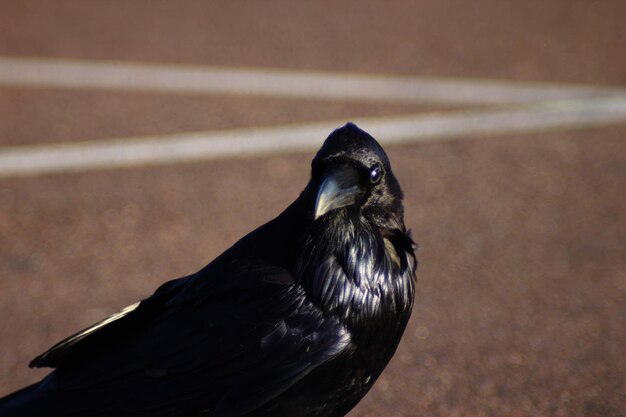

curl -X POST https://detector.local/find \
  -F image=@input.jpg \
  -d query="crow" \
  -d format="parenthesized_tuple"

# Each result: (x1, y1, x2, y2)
(0, 123, 417, 417)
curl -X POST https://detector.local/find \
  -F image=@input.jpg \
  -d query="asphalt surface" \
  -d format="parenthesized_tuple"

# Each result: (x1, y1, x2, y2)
(0, 2, 624, 416)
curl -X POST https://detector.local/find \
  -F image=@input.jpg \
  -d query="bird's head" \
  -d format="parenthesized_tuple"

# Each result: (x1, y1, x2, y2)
(309, 123, 405, 230)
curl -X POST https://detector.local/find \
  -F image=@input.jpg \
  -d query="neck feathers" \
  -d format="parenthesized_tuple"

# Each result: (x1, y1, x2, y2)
(296, 212, 416, 330)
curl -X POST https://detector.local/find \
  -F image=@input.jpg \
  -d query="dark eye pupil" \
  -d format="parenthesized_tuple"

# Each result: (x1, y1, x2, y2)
(370, 167, 381, 184)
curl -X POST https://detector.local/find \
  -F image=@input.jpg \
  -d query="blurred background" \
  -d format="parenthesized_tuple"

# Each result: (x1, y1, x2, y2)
(0, 1, 624, 416)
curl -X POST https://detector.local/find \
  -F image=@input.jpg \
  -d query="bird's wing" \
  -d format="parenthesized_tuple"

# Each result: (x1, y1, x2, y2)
(29, 274, 190, 369)
(29, 265, 351, 417)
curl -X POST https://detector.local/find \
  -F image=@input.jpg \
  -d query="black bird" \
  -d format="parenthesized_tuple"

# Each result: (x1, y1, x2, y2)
(0, 123, 417, 417)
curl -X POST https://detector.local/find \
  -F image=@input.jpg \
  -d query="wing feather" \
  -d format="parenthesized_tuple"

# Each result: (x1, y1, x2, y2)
(30, 266, 351, 416)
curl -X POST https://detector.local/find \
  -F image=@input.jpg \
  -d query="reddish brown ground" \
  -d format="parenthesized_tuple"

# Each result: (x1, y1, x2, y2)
(0, 2, 624, 416)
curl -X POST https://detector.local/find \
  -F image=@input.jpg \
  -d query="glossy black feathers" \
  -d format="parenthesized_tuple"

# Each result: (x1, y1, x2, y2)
(0, 123, 417, 417)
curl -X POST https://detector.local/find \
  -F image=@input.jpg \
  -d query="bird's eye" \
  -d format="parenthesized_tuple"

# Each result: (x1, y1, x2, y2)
(369, 165, 382, 184)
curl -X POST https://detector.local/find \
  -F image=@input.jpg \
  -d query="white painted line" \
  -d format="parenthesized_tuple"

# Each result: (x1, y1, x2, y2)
(0, 96, 624, 179)
(0, 56, 624, 105)
(363, 96, 626, 145)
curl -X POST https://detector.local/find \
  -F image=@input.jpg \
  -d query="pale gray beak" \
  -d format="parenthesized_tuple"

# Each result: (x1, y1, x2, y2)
(314, 166, 363, 220)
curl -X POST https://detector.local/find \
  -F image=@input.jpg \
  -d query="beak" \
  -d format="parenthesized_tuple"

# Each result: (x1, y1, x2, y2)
(314, 165, 363, 220)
